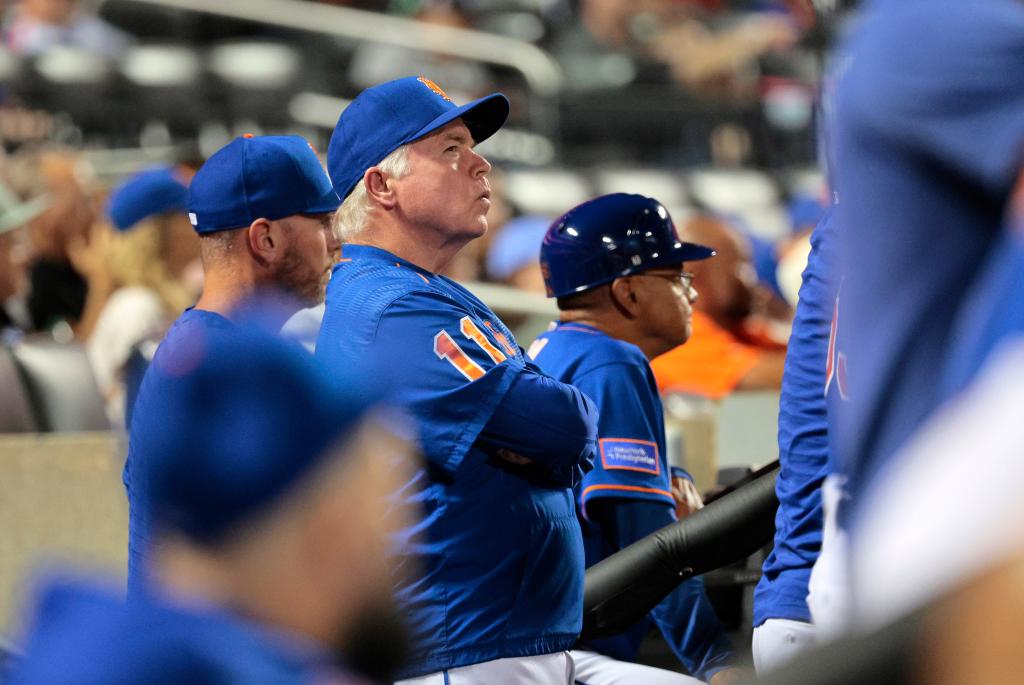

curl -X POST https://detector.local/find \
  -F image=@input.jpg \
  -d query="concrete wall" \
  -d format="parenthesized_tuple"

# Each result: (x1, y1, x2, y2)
(0, 433, 127, 639)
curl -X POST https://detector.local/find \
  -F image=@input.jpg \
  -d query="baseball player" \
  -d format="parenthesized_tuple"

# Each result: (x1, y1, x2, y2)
(125, 135, 342, 594)
(530, 193, 738, 685)
(10, 324, 410, 684)
(833, 0, 1024, 525)
(751, 203, 840, 672)
(315, 76, 599, 684)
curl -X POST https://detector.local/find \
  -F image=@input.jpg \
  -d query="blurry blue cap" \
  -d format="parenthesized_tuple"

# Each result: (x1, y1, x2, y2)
(142, 322, 382, 543)
(188, 135, 340, 234)
(107, 166, 189, 231)
(328, 76, 509, 201)
(486, 215, 550, 281)
(787, 193, 826, 233)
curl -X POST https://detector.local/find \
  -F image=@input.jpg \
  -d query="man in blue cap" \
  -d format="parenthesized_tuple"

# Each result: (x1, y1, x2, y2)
(125, 135, 343, 593)
(317, 76, 599, 684)
(530, 194, 739, 685)
(8, 324, 415, 684)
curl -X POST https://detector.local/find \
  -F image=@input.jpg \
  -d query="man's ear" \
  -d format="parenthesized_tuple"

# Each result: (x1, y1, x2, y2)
(245, 218, 277, 267)
(364, 167, 398, 210)
(609, 276, 642, 318)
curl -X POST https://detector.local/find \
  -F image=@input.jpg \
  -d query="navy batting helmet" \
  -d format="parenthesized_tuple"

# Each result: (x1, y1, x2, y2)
(540, 193, 715, 298)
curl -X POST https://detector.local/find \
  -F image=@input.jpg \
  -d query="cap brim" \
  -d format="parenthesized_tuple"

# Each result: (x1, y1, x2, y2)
(410, 92, 510, 147)
(675, 241, 716, 262)
(0, 195, 50, 235)
(303, 185, 342, 215)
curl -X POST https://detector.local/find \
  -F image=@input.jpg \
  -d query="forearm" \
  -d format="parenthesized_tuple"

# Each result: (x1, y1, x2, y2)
(478, 368, 598, 471)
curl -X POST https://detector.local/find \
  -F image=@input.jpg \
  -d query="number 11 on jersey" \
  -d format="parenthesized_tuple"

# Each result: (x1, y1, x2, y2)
(433, 317, 508, 381)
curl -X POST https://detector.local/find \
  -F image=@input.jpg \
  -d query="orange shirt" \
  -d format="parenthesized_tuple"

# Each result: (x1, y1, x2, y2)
(652, 310, 768, 400)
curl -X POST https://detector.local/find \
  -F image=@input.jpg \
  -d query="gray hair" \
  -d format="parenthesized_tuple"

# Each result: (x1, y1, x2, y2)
(333, 145, 410, 241)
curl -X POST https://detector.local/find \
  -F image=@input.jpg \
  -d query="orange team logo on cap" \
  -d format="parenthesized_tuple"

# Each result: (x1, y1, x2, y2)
(418, 77, 453, 103)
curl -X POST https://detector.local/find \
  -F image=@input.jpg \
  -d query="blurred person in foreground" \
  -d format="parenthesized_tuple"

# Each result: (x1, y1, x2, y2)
(0, 181, 49, 339)
(651, 214, 787, 399)
(7, 324, 417, 685)
(125, 135, 342, 595)
(530, 194, 738, 685)
(2, 0, 130, 58)
(82, 166, 202, 425)
(318, 76, 598, 684)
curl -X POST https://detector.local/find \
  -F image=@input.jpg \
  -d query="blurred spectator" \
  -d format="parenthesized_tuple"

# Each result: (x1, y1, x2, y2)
(348, 1, 492, 102)
(550, 0, 801, 98)
(651, 214, 786, 398)
(2, 0, 131, 58)
(84, 165, 201, 426)
(6, 148, 96, 337)
(485, 214, 548, 294)
(0, 179, 47, 339)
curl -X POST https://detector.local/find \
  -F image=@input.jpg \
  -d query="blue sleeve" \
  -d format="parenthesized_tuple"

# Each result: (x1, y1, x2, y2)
(590, 499, 733, 681)
(842, 0, 1024, 193)
(478, 369, 598, 481)
(370, 291, 525, 476)
(572, 362, 674, 516)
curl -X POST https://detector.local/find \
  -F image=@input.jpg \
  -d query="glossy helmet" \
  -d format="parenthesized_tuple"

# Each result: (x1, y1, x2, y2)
(540, 193, 715, 298)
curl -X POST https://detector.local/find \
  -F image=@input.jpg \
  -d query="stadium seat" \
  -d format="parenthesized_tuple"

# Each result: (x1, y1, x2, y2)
(0, 347, 37, 434)
(503, 169, 592, 216)
(208, 41, 304, 129)
(9, 340, 109, 433)
(688, 168, 779, 212)
(119, 44, 205, 138)
(592, 168, 688, 208)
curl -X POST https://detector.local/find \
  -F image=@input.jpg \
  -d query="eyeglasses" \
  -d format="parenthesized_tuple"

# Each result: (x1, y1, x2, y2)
(637, 271, 696, 291)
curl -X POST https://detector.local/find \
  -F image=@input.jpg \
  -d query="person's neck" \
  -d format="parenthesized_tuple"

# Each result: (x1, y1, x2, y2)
(349, 221, 470, 275)
(559, 310, 668, 361)
(193, 266, 302, 331)
(153, 541, 329, 648)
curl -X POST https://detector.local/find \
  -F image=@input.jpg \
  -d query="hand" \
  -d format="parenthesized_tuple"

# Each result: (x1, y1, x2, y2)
(709, 667, 747, 685)
(497, 449, 532, 466)
(672, 473, 704, 520)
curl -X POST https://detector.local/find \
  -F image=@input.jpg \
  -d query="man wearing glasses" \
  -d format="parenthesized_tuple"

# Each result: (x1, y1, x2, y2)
(530, 194, 739, 685)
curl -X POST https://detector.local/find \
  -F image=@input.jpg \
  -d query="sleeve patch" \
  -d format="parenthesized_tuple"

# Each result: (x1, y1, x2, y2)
(599, 438, 660, 475)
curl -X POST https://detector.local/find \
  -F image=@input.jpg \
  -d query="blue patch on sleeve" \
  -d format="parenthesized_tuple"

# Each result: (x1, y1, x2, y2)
(599, 438, 660, 474)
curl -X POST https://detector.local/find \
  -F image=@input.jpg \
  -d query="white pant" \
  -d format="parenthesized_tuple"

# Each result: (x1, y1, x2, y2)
(396, 652, 575, 685)
(806, 474, 852, 641)
(571, 650, 703, 685)
(751, 618, 817, 675)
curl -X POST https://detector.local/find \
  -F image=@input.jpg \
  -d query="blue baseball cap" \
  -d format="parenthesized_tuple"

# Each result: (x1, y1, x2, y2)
(106, 166, 189, 231)
(188, 135, 340, 234)
(141, 320, 384, 543)
(486, 215, 550, 281)
(541, 193, 715, 298)
(328, 76, 510, 201)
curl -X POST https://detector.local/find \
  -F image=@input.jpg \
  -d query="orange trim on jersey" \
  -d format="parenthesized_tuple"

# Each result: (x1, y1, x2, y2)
(461, 317, 506, 363)
(434, 330, 485, 381)
(393, 261, 431, 284)
(581, 484, 673, 504)
(484, 321, 518, 357)
(337, 258, 352, 262)
(599, 437, 661, 475)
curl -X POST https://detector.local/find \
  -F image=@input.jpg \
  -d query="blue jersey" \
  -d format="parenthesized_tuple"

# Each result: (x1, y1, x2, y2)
(8, 578, 345, 685)
(833, 0, 1024, 514)
(124, 308, 235, 594)
(315, 245, 597, 678)
(754, 208, 839, 626)
(531, 322, 732, 681)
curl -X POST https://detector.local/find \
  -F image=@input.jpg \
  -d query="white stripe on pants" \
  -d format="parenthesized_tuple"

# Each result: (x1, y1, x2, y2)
(571, 650, 703, 685)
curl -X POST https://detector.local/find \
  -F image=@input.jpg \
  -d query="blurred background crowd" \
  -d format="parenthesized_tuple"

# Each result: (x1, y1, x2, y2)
(0, 0, 841, 430)
(0, 0, 852, 675)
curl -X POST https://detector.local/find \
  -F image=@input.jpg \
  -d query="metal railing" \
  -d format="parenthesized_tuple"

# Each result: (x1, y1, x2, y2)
(91, 0, 564, 98)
